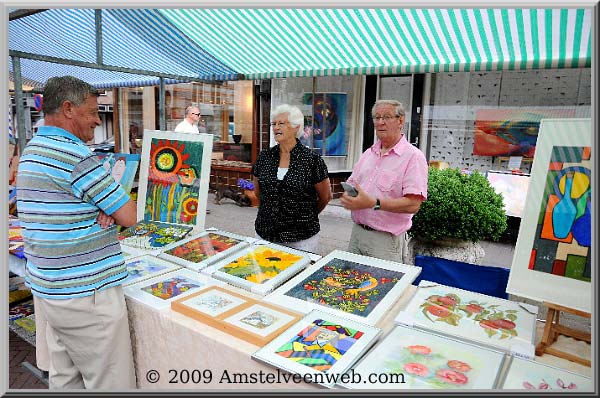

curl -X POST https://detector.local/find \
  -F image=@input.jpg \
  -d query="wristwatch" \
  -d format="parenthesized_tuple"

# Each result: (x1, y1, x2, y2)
(373, 198, 381, 210)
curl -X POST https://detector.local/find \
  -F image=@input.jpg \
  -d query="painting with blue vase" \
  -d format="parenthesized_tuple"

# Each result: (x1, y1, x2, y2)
(301, 93, 347, 156)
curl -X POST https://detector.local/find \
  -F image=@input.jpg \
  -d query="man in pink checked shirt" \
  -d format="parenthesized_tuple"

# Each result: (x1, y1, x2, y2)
(340, 99, 428, 263)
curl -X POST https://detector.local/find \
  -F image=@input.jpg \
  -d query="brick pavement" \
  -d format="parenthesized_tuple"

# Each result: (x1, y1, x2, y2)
(9, 330, 48, 389)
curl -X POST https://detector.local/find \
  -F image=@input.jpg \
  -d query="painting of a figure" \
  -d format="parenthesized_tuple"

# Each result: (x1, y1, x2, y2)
(531, 146, 591, 281)
(473, 108, 575, 157)
(301, 93, 347, 156)
(98, 153, 141, 194)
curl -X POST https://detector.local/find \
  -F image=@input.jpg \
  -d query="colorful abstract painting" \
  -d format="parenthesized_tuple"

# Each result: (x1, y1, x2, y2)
(265, 250, 421, 325)
(141, 277, 201, 300)
(473, 108, 575, 157)
(530, 147, 591, 281)
(138, 130, 213, 230)
(340, 326, 504, 389)
(119, 220, 192, 250)
(301, 92, 347, 156)
(286, 258, 403, 316)
(501, 357, 592, 390)
(398, 282, 537, 354)
(9, 300, 34, 321)
(507, 119, 592, 313)
(165, 233, 243, 264)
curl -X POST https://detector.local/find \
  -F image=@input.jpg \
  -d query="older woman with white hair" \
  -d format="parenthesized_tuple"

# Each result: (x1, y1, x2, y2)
(252, 104, 332, 253)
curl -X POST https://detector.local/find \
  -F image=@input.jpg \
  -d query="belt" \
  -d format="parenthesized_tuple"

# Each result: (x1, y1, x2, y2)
(357, 223, 378, 232)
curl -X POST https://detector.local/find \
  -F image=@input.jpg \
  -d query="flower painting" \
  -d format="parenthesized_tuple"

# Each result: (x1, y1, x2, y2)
(501, 356, 592, 391)
(165, 233, 242, 263)
(119, 220, 192, 250)
(285, 258, 402, 316)
(275, 318, 363, 372)
(218, 246, 304, 284)
(340, 326, 504, 389)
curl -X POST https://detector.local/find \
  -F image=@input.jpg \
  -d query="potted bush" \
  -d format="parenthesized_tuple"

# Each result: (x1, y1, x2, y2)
(404, 167, 507, 265)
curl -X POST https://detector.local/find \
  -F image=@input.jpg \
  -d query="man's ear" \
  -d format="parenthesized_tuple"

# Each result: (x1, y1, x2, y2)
(62, 100, 75, 119)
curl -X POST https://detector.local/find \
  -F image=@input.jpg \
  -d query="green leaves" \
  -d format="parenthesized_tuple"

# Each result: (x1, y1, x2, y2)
(408, 167, 508, 242)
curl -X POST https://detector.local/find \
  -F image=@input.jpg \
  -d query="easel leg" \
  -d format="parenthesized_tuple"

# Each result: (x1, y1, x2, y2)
(536, 307, 556, 356)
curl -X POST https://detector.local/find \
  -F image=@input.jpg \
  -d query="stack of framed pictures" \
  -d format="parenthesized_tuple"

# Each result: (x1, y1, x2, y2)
(123, 268, 218, 310)
(264, 250, 421, 326)
(171, 286, 301, 346)
(202, 243, 311, 295)
(395, 280, 538, 358)
(119, 220, 193, 256)
(160, 229, 254, 272)
(252, 309, 382, 388)
(338, 324, 506, 389)
(122, 255, 181, 286)
(499, 356, 592, 391)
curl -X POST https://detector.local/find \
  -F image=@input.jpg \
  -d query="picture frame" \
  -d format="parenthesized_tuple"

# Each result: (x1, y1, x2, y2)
(264, 250, 421, 325)
(159, 229, 254, 272)
(172, 286, 302, 346)
(123, 268, 217, 310)
(119, 220, 193, 251)
(507, 119, 591, 313)
(338, 324, 506, 389)
(122, 255, 181, 286)
(396, 280, 538, 357)
(202, 242, 311, 296)
(499, 356, 592, 391)
(251, 309, 382, 388)
(137, 130, 213, 230)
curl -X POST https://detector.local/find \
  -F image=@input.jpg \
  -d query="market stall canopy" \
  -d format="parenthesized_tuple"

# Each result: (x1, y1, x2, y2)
(8, 8, 593, 87)
(159, 8, 592, 78)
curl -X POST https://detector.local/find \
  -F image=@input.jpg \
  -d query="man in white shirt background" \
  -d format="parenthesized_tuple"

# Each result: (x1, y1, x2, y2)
(174, 105, 200, 133)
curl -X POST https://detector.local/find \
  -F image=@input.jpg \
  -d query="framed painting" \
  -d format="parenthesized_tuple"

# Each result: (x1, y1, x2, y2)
(251, 309, 381, 388)
(137, 130, 213, 230)
(221, 302, 301, 346)
(472, 108, 576, 157)
(339, 325, 506, 389)
(119, 220, 193, 251)
(97, 153, 141, 194)
(264, 250, 421, 325)
(396, 280, 538, 357)
(172, 285, 251, 320)
(123, 268, 216, 310)
(203, 243, 311, 296)
(500, 356, 592, 391)
(507, 119, 591, 313)
(122, 255, 181, 286)
(159, 229, 253, 272)
(486, 171, 531, 218)
(301, 92, 347, 156)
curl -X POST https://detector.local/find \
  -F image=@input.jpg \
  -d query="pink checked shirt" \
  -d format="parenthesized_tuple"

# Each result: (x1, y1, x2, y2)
(347, 135, 428, 236)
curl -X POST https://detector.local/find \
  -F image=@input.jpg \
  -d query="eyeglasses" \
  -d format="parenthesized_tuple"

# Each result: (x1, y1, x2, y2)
(372, 115, 400, 123)
(191, 112, 200, 116)
(270, 121, 289, 128)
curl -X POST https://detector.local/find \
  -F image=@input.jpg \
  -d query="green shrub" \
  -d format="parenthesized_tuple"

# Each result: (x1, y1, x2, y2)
(408, 167, 507, 242)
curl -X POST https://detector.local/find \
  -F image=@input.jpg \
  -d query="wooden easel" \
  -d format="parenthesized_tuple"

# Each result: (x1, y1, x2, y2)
(536, 302, 591, 366)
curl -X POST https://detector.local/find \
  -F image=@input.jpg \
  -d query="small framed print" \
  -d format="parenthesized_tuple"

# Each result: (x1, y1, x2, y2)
(171, 285, 251, 321)
(122, 255, 181, 286)
(221, 303, 301, 346)
(203, 243, 311, 296)
(119, 220, 193, 251)
(160, 230, 252, 272)
(251, 309, 382, 388)
(124, 268, 216, 310)
(500, 356, 592, 391)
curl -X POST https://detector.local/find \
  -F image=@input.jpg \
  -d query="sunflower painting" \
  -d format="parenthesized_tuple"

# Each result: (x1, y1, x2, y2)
(138, 131, 213, 230)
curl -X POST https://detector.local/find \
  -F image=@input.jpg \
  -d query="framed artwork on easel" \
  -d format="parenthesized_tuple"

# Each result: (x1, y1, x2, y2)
(137, 130, 213, 231)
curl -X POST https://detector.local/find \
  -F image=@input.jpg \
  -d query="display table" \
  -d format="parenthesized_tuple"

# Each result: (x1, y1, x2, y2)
(126, 284, 416, 390)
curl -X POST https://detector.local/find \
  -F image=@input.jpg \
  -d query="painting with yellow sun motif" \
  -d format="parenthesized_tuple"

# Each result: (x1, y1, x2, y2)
(203, 243, 311, 295)
(137, 130, 213, 230)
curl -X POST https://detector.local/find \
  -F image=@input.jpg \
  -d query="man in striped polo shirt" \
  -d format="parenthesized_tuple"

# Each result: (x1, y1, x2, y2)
(17, 76, 138, 389)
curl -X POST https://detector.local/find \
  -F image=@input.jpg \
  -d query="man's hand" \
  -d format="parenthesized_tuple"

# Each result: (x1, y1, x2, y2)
(97, 211, 115, 229)
(340, 182, 376, 210)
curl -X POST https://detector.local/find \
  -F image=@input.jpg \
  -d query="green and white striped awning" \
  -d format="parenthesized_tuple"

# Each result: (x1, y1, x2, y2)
(160, 8, 592, 79)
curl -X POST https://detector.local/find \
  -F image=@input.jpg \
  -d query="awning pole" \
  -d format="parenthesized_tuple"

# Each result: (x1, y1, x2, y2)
(159, 78, 166, 130)
(95, 10, 103, 65)
(11, 56, 27, 153)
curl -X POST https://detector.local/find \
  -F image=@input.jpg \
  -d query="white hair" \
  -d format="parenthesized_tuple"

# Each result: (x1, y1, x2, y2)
(271, 104, 304, 138)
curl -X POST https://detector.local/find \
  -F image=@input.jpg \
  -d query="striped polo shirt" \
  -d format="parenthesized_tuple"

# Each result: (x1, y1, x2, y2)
(16, 126, 131, 299)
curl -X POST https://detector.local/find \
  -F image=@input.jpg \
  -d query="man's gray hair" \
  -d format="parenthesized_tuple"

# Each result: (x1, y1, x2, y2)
(42, 76, 98, 115)
(372, 100, 406, 118)
(271, 104, 304, 138)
